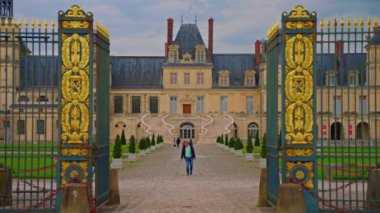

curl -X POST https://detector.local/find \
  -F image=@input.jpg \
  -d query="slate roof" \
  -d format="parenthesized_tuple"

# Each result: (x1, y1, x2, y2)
(19, 56, 59, 89)
(315, 53, 366, 86)
(111, 56, 166, 88)
(213, 54, 257, 88)
(173, 23, 210, 61)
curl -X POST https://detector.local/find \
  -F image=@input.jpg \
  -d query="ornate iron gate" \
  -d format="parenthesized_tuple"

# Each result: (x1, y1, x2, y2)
(0, 5, 110, 212)
(267, 5, 380, 212)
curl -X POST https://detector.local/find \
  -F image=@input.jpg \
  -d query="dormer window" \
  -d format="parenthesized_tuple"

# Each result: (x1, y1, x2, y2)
(18, 95, 30, 102)
(182, 53, 192, 63)
(168, 44, 179, 63)
(218, 70, 230, 87)
(37, 96, 48, 102)
(348, 70, 359, 87)
(326, 71, 337, 86)
(245, 70, 256, 86)
(195, 44, 206, 63)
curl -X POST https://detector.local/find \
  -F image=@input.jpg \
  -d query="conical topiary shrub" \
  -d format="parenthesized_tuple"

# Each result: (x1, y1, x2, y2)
(152, 134, 156, 146)
(246, 135, 253, 153)
(254, 132, 260, 147)
(121, 129, 127, 145)
(138, 137, 146, 151)
(146, 136, 151, 148)
(129, 135, 136, 154)
(229, 137, 235, 148)
(225, 134, 229, 146)
(113, 134, 122, 159)
(234, 138, 243, 150)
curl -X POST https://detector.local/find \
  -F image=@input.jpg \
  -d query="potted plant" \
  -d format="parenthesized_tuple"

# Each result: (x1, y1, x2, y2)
(246, 135, 254, 161)
(138, 137, 146, 157)
(146, 137, 151, 153)
(111, 134, 123, 169)
(156, 135, 162, 148)
(229, 137, 235, 153)
(259, 133, 267, 168)
(216, 136, 221, 147)
(151, 134, 156, 151)
(220, 135, 224, 148)
(128, 135, 136, 162)
(234, 138, 243, 156)
(121, 129, 127, 145)
(254, 132, 260, 147)
(224, 134, 229, 150)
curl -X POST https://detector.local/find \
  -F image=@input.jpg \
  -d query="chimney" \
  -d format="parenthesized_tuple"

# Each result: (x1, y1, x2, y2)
(255, 40, 261, 66)
(166, 18, 174, 57)
(335, 40, 344, 69)
(208, 18, 214, 63)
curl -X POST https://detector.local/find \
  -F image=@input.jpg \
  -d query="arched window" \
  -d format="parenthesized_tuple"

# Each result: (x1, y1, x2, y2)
(180, 122, 195, 139)
(37, 95, 48, 102)
(356, 122, 369, 140)
(18, 95, 30, 102)
(330, 122, 342, 140)
(248, 122, 259, 138)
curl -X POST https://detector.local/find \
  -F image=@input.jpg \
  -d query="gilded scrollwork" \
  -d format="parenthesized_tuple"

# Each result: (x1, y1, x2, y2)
(62, 20, 90, 29)
(284, 34, 314, 145)
(288, 5, 311, 18)
(285, 21, 314, 29)
(286, 148, 313, 156)
(61, 161, 88, 185)
(286, 161, 314, 189)
(60, 32, 90, 145)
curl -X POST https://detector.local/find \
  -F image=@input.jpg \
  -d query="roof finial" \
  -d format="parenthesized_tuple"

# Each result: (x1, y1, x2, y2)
(181, 15, 183, 24)
(195, 15, 197, 25)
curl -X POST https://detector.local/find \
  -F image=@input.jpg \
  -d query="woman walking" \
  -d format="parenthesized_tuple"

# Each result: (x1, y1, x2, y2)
(181, 141, 196, 176)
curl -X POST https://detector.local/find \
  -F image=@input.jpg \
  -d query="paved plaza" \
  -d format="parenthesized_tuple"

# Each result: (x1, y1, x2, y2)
(99, 144, 274, 213)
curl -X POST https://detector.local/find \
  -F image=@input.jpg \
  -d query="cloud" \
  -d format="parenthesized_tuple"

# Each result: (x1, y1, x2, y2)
(14, 0, 379, 55)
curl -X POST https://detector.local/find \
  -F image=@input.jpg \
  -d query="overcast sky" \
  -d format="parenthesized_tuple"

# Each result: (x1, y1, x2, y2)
(14, 0, 379, 56)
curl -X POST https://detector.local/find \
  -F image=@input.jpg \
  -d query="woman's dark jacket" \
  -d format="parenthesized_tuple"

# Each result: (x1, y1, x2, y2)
(181, 144, 195, 159)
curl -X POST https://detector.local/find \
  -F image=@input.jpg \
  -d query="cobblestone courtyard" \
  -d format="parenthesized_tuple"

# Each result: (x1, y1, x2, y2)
(100, 144, 274, 213)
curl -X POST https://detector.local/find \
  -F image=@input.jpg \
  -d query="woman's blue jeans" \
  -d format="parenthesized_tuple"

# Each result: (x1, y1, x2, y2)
(184, 157, 193, 175)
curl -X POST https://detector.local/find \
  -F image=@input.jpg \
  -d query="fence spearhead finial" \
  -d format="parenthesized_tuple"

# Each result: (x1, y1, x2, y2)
(51, 19, 55, 30)
(374, 18, 379, 28)
(327, 19, 331, 30)
(360, 17, 364, 29)
(4, 18, 9, 28)
(24, 18, 28, 29)
(11, 18, 16, 29)
(340, 17, 344, 30)
(367, 18, 371, 29)
(354, 18, 358, 30)
(44, 19, 48, 30)
(347, 18, 351, 29)
(17, 18, 22, 29)
(31, 18, 35, 29)
(320, 19, 324, 29)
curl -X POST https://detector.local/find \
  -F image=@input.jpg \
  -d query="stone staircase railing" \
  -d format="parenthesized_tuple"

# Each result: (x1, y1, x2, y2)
(223, 113, 234, 135)
(141, 113, 153, 136)
(162, 114, 175, 140)
(200, 114, 213, 137)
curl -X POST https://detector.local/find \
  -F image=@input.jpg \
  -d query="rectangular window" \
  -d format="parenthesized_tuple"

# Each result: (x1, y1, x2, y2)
(184, 73, 190, 84)
(197, 50, 205, 63)
(334, 96, 342, 115)
(220, 96, 228, 113)
(328, 75, 336, 86)
(246, 75, 254, 86)
(197, 96, 204, 114)
(360, 95, 368, 114)
(132, 96, 141, 114)
(349, 75, 356, 87)
(37, 119, 45, 134)
(149, 96, 158, 113)
(246, 96, 254, 114)
(170, 72, 177, 84)
(169, 50, 177, 63)
(114, 96, 123, 114)
(170, 96, 177, 113)
(197, 73, 204, 85)
(17, 120, 25, 135)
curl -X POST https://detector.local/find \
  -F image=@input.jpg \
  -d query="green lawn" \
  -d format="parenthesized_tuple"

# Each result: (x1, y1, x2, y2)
(319, 147, 380, 154)
(0, 143, 57, 152)
(0, 155, 55, 178)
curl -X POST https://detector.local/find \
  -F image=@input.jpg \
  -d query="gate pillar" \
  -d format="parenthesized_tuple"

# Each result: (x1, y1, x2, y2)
(57, 5, 94, 190)
(281, 6, 318, 212)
